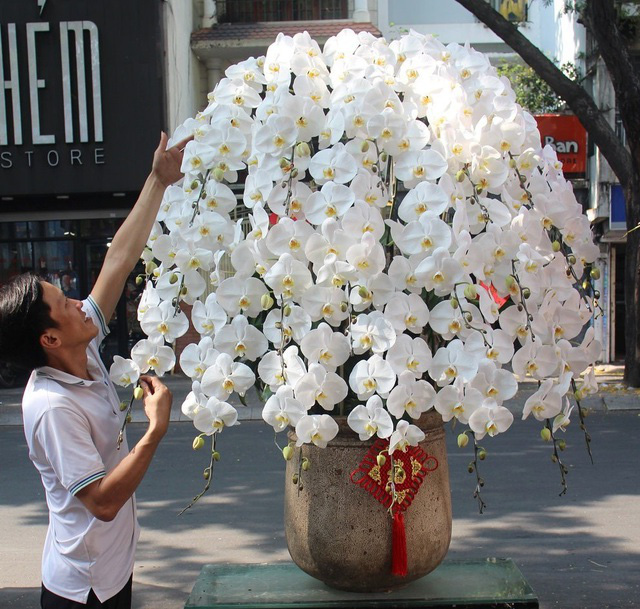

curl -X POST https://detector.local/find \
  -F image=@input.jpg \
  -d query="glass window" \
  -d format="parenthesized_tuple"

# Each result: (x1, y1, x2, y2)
(33, 241, 78, 295)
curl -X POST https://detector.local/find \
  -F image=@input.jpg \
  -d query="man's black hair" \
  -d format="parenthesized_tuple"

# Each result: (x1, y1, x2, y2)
(0, 273, 57, 370)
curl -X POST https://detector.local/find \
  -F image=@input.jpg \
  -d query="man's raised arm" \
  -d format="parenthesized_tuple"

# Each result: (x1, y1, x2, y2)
(90, 132, 190, 323)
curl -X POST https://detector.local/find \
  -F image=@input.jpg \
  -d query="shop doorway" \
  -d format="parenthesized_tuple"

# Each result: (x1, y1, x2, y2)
(612, 244, 626, 362)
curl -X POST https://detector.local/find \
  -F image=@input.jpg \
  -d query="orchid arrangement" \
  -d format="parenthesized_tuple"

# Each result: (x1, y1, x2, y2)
(110, 29, 602, 510)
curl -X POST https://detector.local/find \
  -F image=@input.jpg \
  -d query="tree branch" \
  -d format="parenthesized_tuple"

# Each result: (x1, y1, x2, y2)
(452, 0, 633, 186)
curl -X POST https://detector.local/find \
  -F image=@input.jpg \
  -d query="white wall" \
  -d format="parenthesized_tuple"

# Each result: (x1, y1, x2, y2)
(163, 0, 204, 134)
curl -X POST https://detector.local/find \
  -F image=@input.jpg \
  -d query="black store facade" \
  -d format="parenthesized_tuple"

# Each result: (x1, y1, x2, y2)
(1, 0, 165, 373)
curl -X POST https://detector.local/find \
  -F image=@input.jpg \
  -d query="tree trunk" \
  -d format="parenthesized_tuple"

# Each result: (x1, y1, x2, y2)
(623, 164, 640, 386)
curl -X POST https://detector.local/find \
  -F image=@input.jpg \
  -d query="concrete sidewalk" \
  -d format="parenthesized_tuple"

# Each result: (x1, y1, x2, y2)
(2, 410, 640, 609)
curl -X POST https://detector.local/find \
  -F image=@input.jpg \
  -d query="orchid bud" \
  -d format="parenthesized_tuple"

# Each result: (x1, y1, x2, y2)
(522, 287, 531, 299)
(360, 140, 370, 153)
(450, 298, 459, 309)
(133, 386, 144, 400)
(376, 454, 387, 467)
(296, 142, 311, 157)
(340, 302, 349, 313)
(540, 428, 551, 442)
(380, 152, 388, 163)
(213, 167, 225, 182)
(552, 240, 561, 252)
(477, 449, 487, 461)
(279, 157, 290, 169)
(119, 401, 128, 412)
(464, 284, 478, 300)
(567, 254, 576, 265)
(126, 414, 132, 423)
(292, 473, 299, 484)
(594, 290, 601, 299)
(505, 275, 516, 289)
(455, 169, 465, 182)
(135, 275, 144, 286)
(181, 286, 188, 296)
(302, 458, 311, 471)
(557, 439, 566, 451)
(282, 446, 294, 461)
(457, 433, 469, 448)
(261, 293, 274, 310)
(169, 273, 179, 284)
(283, 305, 292, 316)
(590, 268, 601, 280)
(508, 158, 517, 169)
(358, 286, 370, 299)
(192, 436, 205, 450)
(190, 180, 200, 190)
(145, 261, 157, 275)
(213, 451, 221, 461)
(203, 468, 210, 480)
(290, 168, 299, 179)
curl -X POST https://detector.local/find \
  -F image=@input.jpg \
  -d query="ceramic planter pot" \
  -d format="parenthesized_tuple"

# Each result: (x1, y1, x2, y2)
(284, 410, 452, 592)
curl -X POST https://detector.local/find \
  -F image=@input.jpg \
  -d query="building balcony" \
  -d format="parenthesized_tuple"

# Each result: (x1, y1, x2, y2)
(215, 0, 348, 23)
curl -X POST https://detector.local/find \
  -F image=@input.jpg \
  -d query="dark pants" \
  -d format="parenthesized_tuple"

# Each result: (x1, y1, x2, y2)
(41, 576, 132, 609)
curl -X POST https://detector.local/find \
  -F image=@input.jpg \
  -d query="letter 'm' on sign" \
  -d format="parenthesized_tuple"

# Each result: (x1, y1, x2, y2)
(60, 21, 103, 143)
(0, 24, 23, 145)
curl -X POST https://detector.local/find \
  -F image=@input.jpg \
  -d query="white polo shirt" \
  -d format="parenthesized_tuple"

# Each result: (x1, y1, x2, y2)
(22, 296, 139, 603)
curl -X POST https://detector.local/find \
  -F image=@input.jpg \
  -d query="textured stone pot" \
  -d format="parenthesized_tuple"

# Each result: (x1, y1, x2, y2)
(284, 410, 452, 592)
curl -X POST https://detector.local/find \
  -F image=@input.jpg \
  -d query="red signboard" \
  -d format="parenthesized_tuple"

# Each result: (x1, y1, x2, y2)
(535, 114, 587, 175)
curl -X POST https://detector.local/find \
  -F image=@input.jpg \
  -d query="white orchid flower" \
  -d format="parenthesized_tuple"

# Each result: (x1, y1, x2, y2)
(131, 339, 176, 376)
(257, 346, 307, 392)
(349, 272, 395, 312)
(301, 285, 350, 326)
(203, 180, 238, 215)
(243, 170, 274, 210)
(304, 181, 356, 225)
(262, 386, 307, 432)
(314, 254, 358, 289)
(294, 363, 348, 411)
(299, 323, 350, 371)
(398, 182, 449, 222)
(552, 400, 574, 434)
(346, 232, 386, 278)
(295, 414, 339, 448)
(415, 247, 465, 296)
(263, 253, 313, 300)
(193, 397, 239, 435)
(347, 395, 393, 441)
(468, 400, 514, 440)
(394, 149, 448, 188)
(140, 301, 189, 344)
(386, 335, 432, 379)
(191, 293, 227, 337)
(181, 381, 207, 420)
(388, 420, 425, 455)
(179, 337, 220, 380)
(387, 371, 436, 419)
(309, 144, 358, 184)
(429, 340, 479, 387)
(386, 213, 452, 257)
(350, 311, 396, 355)
(216, 277, 269, 317)
(349, 355, 396, 400)
(263, 305, 312, 345)
(522, 378, 565, 422)
(201, 352, 256, 399)
(511, 338, 559, 380)
(181, 141, 216, 176)
(265, 216, 315, 260)
(253, 114, 298, 156)
(469, 360, 518, 405)
(214, 315, 268, 361)
(434, 379, 483, 424)
(384, 292, 430, 335)
(342, 200, 385, 240)
(109, 356, 140, 388)
(137, 284, 160, 321)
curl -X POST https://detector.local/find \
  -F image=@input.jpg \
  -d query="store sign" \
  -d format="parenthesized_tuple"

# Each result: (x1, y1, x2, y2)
(0, 0, 163, 197)
(535, 114, 587, 175)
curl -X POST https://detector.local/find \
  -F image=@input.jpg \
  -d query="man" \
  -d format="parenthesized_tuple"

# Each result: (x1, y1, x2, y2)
(0, 132, 188, 608)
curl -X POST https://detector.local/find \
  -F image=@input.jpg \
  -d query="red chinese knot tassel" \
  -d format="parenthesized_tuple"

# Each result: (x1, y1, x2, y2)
(391, 511, 408, 576)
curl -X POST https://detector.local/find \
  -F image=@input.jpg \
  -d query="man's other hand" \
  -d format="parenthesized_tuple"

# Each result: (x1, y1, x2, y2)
(140, 375, 172, 440)
(151, 131, 193, 187)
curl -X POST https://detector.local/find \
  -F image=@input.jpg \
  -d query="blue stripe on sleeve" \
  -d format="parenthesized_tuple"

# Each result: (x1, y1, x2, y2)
(69, 471, 106, 495)
(86, 296, 109, 337)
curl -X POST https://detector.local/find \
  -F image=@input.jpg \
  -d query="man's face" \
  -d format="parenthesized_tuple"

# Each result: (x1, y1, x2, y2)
(40, 282, 98, 348)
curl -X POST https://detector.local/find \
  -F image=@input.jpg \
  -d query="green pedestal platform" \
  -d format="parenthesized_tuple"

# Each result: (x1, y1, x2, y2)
(185, 559, 538, 609)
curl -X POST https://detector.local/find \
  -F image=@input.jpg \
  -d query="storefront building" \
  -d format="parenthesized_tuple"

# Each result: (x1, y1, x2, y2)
(1, 0, 166, 371)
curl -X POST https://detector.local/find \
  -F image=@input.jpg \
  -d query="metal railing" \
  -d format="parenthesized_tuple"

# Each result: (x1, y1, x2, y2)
(215, 0, 348, 23)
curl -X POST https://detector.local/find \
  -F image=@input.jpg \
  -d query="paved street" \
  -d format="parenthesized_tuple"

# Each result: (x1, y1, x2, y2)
(1, 376, 639, 608)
